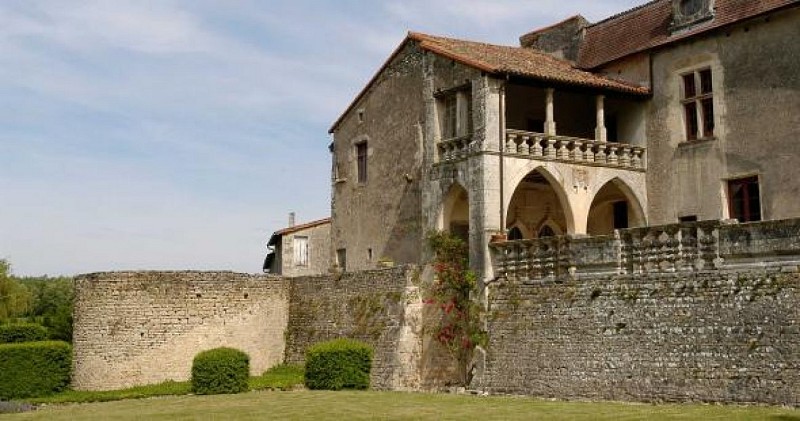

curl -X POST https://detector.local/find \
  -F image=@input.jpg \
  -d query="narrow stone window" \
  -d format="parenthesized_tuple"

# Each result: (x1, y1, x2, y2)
(681, 68, 714, 141)
(367, 248, 373, 261)
(679, 215, 698, 223)
(728, 176, 761, 222)
(356, 142, 368, 183)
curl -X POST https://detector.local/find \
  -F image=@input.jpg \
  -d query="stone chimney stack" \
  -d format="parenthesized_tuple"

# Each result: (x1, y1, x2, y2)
(519, 15, 589, 62)
(288, 212, 296, 227)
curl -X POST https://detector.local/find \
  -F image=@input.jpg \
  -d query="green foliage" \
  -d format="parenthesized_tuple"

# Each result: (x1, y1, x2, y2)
(191, 347, 250, 395)
(0, 260, 31, 320)
(0, 322, 48, 343)
(249, 364, 305, 391)
(425, 231, 486, 386)
(0, 341, 72, 399)
(0, 260, 74, 342)
(18, 276, 74, 342)
(304, 339, 372, 390)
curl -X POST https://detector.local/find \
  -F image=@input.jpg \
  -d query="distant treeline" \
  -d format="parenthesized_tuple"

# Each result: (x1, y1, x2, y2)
(0, 260, 73, 342)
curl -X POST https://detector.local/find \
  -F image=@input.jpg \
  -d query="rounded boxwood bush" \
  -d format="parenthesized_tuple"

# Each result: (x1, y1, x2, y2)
(191, 347, 250, 395)
(0, 323, 48, 344)
(0, 341, 72, 399)
(304, 338, 373, 390)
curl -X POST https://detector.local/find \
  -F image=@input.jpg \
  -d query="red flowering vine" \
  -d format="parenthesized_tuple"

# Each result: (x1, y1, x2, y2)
(425, 231, 486, 386)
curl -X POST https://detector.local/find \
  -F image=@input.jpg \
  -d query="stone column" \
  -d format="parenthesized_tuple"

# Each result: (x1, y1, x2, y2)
(595, 94, 607, 142)
(544, 88, 556, 136)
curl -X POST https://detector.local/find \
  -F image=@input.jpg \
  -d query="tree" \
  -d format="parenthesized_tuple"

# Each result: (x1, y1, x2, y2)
(0, 260, 31, 321)
(425, 231, 486, 387)
(19, 276, 73, 342)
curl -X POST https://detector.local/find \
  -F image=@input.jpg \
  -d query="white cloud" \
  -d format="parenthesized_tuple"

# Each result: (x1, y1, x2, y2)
(0, 0, 653, 276)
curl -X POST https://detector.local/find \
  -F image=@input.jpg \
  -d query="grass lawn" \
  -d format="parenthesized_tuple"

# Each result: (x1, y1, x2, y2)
(1, 390, 798, 420)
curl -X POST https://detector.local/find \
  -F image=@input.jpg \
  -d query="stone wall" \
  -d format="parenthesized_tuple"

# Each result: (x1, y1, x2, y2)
(330, 42, 425, 273)
(481, 219, 800, 405)
(284, 265, 439, 390)
(644, 6, 800, 224)
(72, 271, 289, 391)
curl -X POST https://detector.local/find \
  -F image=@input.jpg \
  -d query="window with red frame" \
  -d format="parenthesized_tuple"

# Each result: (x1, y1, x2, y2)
(727, 176, 761, 222)
(681, 68, 714, 141)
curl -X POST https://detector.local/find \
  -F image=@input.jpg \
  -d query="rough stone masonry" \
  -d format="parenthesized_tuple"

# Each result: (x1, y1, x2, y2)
(72, 219, 800, 406)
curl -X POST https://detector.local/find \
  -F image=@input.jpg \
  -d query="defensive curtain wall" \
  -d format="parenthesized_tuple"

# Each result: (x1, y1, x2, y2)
(482, 219, 800, 405)
(73, 219, 799, 405)
(72, 271, 290, 390)
(71, 266, 446, 391)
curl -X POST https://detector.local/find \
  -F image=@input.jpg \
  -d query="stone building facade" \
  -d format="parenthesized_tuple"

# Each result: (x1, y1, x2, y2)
(264, 217, 330, 276)
(328, 0, 800, 282)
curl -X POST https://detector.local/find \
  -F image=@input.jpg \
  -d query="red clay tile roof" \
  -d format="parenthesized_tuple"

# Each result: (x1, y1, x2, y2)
(268, 218, 330, 246)
(577, 0, 799, 69)
(409, 32, 650, 95)
(330, 32, 649, 133)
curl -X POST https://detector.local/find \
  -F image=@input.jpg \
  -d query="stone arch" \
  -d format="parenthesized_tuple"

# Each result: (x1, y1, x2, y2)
(439, 182, 470, 243)
(587, 177, 647, 235)
(507, 225, 524, 240)
(505, 167, 575, 237)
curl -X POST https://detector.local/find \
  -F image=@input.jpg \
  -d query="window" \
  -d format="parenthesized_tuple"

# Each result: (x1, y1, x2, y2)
(681, 69, 714, 141)
(356, 142, 367, 183)
(679, 215, 698, 223)
(336, 248, 347, 271)
(293, 236, 309, 266)
(538, 225, 556, 238)
(441, 94, 457, 139)
(671, 0, 713, 32)
(728, 176, 761, 222)
(680, 0, 702, 15)
(508, 227, 523, 241)
(438, 88, 473, 141)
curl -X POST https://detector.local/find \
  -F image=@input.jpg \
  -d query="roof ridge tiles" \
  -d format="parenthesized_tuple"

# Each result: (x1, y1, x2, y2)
(586, 0, 665, 28)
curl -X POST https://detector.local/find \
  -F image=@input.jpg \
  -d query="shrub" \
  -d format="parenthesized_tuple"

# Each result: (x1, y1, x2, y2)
(0, 341, 72, 399)
(191, 347, 250, 395)
(0, 323, 48, 344)
(304, 339, 372, 390)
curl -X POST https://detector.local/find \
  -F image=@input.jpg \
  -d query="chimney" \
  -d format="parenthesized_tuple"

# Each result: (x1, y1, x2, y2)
(288, 212, 296, 227)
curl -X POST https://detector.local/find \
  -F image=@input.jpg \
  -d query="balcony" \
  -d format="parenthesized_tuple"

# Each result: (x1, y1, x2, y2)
(504, 130, 645, 171)
(436, 82, 647, 172)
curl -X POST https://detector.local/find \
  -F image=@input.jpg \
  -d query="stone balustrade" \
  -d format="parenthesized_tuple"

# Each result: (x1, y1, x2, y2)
(490, 218, 800, 280)
(504, 129, 646, 170)
(436, 135, 472, 161)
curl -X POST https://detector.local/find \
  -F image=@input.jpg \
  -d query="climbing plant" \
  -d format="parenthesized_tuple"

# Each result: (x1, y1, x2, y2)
(425, 231, 486, 387)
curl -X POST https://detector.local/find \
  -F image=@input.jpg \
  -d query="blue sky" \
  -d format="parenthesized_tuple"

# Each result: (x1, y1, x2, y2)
(0, 0, 644, 276)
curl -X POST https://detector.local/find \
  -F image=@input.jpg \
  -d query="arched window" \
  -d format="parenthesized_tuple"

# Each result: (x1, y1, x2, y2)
(508, 226, 523, 240)
(538, 225, 556, 238)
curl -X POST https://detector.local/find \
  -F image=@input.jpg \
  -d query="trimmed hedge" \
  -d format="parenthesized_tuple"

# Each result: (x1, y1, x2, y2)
(0, 341, 72, 399)
(304, 338, 372, 390)
(0, 323, 48, 344)
(191, 347, 250, 395)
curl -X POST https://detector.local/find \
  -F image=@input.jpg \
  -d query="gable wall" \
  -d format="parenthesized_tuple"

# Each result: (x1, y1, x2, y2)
(330, 43, 426, 271)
